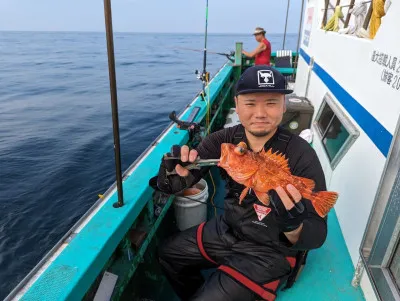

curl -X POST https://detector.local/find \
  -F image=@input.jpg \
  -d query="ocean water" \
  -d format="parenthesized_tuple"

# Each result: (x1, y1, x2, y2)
(0, 31, 298, 298)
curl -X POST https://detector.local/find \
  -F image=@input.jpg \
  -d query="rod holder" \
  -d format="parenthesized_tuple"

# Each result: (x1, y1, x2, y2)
(234, 42, 243, 66)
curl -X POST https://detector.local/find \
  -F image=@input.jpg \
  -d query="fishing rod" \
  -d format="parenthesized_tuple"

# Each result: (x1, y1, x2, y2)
(103, 0, 124, 208)
(171, 46, 234, 60)
(202, 0, 209, 92)
(192, 0, 210, 102)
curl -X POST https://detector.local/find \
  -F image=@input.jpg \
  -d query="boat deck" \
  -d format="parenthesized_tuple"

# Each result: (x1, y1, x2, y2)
(139, 209, 367, 301)
(278, 209, 365, 300)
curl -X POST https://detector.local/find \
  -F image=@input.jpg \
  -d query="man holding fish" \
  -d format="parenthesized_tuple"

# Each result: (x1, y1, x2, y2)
(153, 66, 337, 301)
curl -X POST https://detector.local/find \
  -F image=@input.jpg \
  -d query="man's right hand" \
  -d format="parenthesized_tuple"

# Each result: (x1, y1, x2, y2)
(154, 145, 200, 194)
(175, 145, 199, 177)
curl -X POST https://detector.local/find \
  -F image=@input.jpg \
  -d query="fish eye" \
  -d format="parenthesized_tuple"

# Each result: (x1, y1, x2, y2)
(234, 146, 246, 155)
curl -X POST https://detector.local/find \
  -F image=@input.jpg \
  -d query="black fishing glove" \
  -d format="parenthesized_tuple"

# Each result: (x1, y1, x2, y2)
(149, 145, 201, 194)
(270, 190, 309, 232)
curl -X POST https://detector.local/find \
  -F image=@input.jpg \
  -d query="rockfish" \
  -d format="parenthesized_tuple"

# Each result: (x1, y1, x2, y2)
(218, 142, 338, 217)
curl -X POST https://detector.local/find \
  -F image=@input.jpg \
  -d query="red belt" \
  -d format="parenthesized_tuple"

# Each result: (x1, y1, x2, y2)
(196, 222, 296, 301)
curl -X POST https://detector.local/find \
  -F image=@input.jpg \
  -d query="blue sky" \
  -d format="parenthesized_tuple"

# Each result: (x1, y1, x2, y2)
(0, 0, 304, 33)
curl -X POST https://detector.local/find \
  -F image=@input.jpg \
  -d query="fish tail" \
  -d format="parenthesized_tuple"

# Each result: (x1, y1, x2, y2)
(308, 191, 339, 217)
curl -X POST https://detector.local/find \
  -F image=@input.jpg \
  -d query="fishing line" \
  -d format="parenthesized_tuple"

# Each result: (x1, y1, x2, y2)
(170, 46, 233, 57)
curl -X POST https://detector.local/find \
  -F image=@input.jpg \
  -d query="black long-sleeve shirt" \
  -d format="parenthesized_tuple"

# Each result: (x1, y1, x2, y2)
(194, 125, 328, 252)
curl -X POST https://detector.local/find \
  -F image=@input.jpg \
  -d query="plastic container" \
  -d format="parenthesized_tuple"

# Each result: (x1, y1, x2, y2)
(173, 179, 209, 231)
(281, 94, 314, 135)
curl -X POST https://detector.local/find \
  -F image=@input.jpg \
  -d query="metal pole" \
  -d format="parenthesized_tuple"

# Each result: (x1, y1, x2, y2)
(293, 0, 305, 77)
(283, 0, 291, 49)
(202, 0, 209, 93)
(103, 0, 124, 208)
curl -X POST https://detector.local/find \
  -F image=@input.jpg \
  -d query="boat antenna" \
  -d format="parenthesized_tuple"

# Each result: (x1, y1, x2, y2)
(103, 0, 124, 208)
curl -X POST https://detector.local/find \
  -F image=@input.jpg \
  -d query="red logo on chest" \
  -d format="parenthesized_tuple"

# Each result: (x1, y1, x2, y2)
(253, 204, 272, 221)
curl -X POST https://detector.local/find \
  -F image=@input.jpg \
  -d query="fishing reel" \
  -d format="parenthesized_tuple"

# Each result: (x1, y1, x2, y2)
(227, 50, 235, 62)
(194, 70, 211, 101)
(194, 70, 210, 83)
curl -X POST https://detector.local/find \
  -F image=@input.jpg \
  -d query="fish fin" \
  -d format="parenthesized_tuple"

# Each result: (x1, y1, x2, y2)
(254, 190, 270, 206)
(239, 187, 250, 204)
(309, 191, 339, 217)
(263, 148, 290, 173)
(293, 175, 315, 191)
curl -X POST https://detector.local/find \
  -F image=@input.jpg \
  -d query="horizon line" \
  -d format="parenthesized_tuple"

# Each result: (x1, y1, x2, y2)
(0, 29, 300, 35)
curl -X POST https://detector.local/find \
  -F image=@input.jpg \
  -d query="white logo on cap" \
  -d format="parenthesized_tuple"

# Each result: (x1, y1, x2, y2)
(257, 70, 274, 88)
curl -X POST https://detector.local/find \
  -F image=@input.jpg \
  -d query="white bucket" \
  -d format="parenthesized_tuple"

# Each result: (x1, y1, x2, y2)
(173, 179, 209, 231)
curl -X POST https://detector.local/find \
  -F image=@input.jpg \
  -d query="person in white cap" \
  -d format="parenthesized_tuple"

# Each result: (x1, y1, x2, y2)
(242, 27, 271, 66)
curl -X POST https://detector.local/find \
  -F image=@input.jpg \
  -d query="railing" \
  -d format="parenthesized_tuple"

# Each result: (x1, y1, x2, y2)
(321, 0, 373, 32)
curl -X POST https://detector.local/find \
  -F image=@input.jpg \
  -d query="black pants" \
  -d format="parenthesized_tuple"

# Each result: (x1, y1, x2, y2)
(158, 216, 291, 301)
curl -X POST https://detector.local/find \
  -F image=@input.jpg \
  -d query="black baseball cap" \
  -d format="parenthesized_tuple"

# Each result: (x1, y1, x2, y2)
(235, 65, 293, 96)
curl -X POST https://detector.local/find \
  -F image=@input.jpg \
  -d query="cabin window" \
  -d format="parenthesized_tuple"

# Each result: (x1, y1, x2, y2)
(390, 242, 400, 288)
(314, 93, 359, 169)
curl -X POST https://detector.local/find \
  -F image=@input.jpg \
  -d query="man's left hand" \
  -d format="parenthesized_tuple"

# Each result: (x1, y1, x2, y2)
(271, 184, 308, 232)
(275, 184, 302, 210)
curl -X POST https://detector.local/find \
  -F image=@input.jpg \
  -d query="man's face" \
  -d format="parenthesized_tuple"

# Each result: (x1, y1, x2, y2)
(235, 92, 286, 137)
(254, 33, 263, 42)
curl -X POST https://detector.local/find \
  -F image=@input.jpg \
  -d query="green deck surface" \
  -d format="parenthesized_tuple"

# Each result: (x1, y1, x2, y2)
(278, 209, 365, 300)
